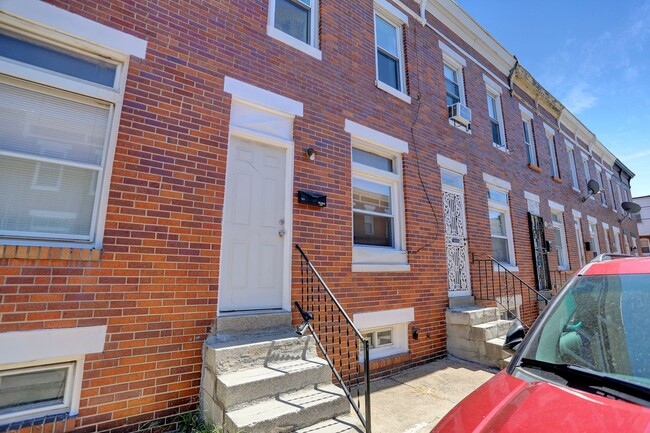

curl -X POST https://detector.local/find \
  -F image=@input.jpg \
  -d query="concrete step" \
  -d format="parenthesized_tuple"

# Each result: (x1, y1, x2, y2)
(224, 384, 349, 433)
(217, 311, 292, 334)
(484, 337, 509, 360)
(217, 357, 331, 410)
(204, 327, 318, 375)
(294, 417, 363, 433)
(446, 306, 499, 326)
(468, 319, 513, 341)
(499, 356, 513, 370)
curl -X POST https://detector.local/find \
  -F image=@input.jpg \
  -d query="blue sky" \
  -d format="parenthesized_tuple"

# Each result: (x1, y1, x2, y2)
(455, 0, 650, 197)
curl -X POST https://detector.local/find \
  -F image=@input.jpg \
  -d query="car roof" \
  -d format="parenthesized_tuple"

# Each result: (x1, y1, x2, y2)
(579, 256, 650, 276)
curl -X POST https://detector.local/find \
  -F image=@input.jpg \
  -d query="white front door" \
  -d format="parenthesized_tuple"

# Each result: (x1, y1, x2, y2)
(219, 136, 287, 312)
(442, 186, 471, 297)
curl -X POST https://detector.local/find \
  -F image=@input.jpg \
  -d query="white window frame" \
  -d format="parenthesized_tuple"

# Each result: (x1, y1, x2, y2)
(623, 233, 631, 255)
(549, 201, 569, 270)
(267, 0, 322, 60)
(524, 190, 540, 216)
(602, 222, 611, 253)
(612, 226, 622, 254)
(373, 1, 410, 103)
(486, 91, 505, 150)
(354, 308, 413, 361)
(565, 140, 580, 191)
(606, 173, 616, 211)
(544, 124, 559, 179)
(587, 216, 600, 258)
(484, 173, 516, 270)
(520, 107, 537, 167)
(0, 6, 146, 249)
(440, 42, 467, 107)
(346, 120, 409, 272)
(616, 183, 624, 212)
(581, 153, 592, 196)
(641, 238, 650, 256)
(572, 211, 586, 267)
(595, 165, 607, 207)
(0, 358, 81, 425)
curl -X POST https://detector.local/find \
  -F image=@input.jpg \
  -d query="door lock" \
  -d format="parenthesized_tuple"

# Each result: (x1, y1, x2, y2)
(278, 229, 286, 238)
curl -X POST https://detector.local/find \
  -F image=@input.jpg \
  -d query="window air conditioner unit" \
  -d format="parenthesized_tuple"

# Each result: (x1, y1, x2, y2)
(448, 103, 472, 126)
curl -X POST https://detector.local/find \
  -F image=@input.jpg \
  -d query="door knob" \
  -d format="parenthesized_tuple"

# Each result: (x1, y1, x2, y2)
(278, 229, 286, 238)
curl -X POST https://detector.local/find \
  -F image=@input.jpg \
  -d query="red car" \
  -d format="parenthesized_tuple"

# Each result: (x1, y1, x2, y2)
(433, 255, 650, 433)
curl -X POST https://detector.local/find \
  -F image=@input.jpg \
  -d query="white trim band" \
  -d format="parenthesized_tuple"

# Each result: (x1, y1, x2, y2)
(483, 173, 511, 191)
(345, 120, 409, 154)
(0, 326, 107, 364)
(437, 154, 467, 175)
(224, 76, 304, 117)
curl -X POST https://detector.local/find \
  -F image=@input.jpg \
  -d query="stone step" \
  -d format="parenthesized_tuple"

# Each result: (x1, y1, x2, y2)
(204, 327, 318, 375)
(446, 306, 499, 326)
(468, 319, 513, 341)
(224, 384, 349, 433)
(294, 417, 363, 433)
(484, 337, 508, 360)
(217, 357, 332, 410)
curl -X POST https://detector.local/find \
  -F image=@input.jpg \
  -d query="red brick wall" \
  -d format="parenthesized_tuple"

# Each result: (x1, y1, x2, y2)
(0, 1, 639, 432)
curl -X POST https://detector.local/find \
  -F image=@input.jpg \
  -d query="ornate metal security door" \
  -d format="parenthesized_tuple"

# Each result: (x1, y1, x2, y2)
(528, 213, 551, 292)
(443, 188, 471, 296)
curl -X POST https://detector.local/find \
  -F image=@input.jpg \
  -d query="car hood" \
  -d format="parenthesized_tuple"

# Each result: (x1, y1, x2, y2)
(433, 371, 650, 433)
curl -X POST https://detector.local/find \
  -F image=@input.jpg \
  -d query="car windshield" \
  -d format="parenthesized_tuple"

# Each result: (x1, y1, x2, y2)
(515, 274, 650, 389)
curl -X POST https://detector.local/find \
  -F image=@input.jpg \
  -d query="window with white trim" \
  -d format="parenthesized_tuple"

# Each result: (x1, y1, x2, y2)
(268, 0, 320, 58)
(607, 174, 616, 211)
(522, 117, 537, 166)
(0, 27, 129, 248)
(612, 227, 622, 254)
(567, 146, 579, 190)
(0, 357, 83, 425)
(487, 91, 505, 148)
(595, 166, 607, 206)
(444, 63, 463, 107)
(355, 308, 412, 360)
(640, 238, 648, 255)
(631, 236, 638, 256)
(602, 225, 611, 253)
(616, 183, 624, 211)
(351, 141, 407, 270)
(374, 11, 406, 94)
(551, 210, 569, 270)
(573, 215, 586, 267)
(546, 130, 559, 178)
(623, 233, 630, 255)
(588, 220, 600, 258)
(581, 153, 591, 192)
(487, 187, 515, 267)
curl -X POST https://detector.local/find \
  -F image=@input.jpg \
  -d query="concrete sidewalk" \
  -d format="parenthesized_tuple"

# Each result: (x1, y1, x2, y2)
(331, 356, 496, 433)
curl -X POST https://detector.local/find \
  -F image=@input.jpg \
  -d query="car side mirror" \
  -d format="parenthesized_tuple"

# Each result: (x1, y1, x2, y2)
(503, 320, 525, 352)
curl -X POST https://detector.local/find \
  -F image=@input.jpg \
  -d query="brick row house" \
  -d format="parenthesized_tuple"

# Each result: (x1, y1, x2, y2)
(0, 0, 641, 432)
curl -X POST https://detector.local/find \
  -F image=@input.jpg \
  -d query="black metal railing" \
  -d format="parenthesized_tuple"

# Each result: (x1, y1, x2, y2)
(295, 244, 371, 433)
(550, 269, 573, 295)
(0, 413, 73, 433)
(473, 255, 550, 329)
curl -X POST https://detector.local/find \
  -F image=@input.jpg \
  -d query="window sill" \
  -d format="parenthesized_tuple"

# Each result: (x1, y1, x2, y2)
(267, 26, 322, 60)
(551, 176, 563, 184)
(494, 264, 519, 273)
(493, 144, 509, 154)
(352, 263, 411, 273)
(572, 187, 581, 193)
(375, 80, 411, 104)
(527, 163, 542, 173)
(0, 245, 101, 261)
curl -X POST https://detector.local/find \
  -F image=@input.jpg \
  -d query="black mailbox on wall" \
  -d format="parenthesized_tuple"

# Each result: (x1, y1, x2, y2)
(297, 190, 327, 207)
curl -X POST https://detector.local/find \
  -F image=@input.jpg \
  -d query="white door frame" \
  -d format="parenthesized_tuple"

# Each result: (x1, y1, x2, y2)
(218, 128, 294, 315)
(442, 183, 472, 297)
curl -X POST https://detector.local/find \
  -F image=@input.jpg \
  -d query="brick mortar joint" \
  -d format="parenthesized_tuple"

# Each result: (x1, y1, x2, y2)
(0, 244, 102, 262)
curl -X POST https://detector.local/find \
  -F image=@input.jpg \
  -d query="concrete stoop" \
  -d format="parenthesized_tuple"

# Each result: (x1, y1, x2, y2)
(446, 305, 513, 369)
(201, 317, 353, 433)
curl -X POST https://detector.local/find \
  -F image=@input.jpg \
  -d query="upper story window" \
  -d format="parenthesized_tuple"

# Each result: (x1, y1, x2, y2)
(346, 120, 409, 272)
(544, 125, 559, 179)
(444, 64, 461, 106)
(487, 91, 505, 148)
(573, 214, 586, 267)
(567, 145, 579, 190)
(522, 118, 536, 166)
(268, 0, 321, 59)
(373, 0, 409, 103)
(588, 218, 600, 258)
(595, 165, 607, 206)
(581, 153, 591, 192)
(0, 19, 143, 249)
(607, 174, 616, 211)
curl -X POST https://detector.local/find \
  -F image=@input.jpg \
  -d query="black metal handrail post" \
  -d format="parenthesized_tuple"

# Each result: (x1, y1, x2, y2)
(295, 244, 371, 433)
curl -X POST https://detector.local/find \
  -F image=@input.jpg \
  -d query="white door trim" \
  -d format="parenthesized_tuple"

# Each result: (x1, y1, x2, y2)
(219, 77, 302, 315)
